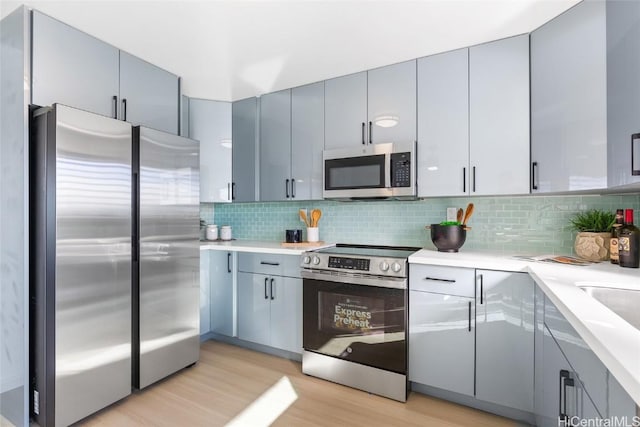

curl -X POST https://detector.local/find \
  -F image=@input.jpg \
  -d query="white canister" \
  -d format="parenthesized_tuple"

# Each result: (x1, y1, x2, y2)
(306, 227, 319, 243)
(220, 225, 232, 241)
(205, 224, 218, 241)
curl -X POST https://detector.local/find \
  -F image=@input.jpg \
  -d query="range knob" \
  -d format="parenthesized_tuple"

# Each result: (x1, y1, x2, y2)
(312, 256, 321, 265)
(302, 255, 311, 264)
(391, 262, 402, 273)
(379, 261, 390, 272)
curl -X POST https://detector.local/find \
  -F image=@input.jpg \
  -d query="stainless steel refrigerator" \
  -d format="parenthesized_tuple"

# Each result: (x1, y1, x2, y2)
(30, 104, 200, 426)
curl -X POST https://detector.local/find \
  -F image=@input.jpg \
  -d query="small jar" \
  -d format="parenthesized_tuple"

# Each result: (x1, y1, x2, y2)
(220, 225, 232, 241)
(205, 224, 218, 241)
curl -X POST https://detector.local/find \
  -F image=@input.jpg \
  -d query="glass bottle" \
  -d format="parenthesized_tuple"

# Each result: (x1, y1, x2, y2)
(610, 209, 624, 264)
(618, 209, 639, 268)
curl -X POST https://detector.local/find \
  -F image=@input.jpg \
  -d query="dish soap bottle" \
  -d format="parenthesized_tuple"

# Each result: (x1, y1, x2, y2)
(618, 209, 639, 268)
(609, 209, 624, 264)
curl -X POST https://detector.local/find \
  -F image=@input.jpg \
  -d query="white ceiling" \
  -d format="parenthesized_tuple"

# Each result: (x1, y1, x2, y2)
(1, 0, 580, 102)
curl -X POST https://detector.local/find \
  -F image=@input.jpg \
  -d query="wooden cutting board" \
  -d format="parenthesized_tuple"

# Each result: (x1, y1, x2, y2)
(280, 241, 325, 247)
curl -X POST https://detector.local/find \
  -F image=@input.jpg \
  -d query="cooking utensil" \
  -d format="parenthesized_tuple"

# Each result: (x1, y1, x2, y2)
(311, 209, 322, 227)
(456, 208, 463, 223)
(462, 203, 474, 225)
(299, 209, 310, 227)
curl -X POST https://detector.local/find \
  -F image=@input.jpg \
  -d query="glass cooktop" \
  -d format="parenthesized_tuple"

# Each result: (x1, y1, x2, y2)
(314, 244, 421, 259)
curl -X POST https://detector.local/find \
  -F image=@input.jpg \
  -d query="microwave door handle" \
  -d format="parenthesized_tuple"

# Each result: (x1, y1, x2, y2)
(385, 153, 391, 188)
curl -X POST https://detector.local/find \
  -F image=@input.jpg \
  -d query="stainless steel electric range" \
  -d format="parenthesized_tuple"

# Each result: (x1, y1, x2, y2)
(300, 244, 421, 402)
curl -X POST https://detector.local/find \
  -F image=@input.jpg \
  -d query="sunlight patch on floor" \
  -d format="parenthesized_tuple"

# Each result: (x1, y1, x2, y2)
(225, 376, 298, 427)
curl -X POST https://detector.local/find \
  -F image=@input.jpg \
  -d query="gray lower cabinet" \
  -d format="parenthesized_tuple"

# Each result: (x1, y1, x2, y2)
(119, 51, 179, 134)
(232, 97, 258, 202)
(544, 296, 607, 416)
(291, 82, 324, 200)
(200, 251, 211, 335)
(417, 48, 469, 197)
(530, 0, 607, 193)
(469, 34, 530, 196)
(260, 89, 292, 201)
(475, 270, 534, 413)
(237, 253, 302, 354)
(190, 99, 232, 203)
(607, 0, 640, 188)
(539, 323, 600, 426)
(408, 265, 475, 396)
(210, 251, 235, 337)
(32, 10, 119, 118)
(608, 371, 638, 421)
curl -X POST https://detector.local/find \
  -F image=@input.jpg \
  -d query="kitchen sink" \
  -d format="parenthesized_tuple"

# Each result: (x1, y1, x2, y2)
(578, 285, 640, 331)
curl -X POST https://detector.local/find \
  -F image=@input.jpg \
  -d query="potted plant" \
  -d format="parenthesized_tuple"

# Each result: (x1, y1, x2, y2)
(569, 209, 616, 261)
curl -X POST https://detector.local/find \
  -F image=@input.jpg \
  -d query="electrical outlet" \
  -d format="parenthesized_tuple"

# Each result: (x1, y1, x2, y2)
(299, 208, 308, 223)
(446, 207, 457, 222)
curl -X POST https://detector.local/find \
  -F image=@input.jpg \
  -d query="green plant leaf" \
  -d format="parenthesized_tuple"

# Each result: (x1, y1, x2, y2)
(568, 209, 616, 232)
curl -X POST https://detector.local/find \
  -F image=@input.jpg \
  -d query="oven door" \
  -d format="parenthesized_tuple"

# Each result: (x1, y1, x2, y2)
(302, 273, 407, 374)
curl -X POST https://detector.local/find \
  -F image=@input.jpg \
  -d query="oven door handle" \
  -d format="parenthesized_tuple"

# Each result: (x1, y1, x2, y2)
(301, 269, 407, 290)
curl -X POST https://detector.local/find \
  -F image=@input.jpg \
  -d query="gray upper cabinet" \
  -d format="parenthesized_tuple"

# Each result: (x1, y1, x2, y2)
(417, 48, 469, 197)
(232, 98, 258, 202)
(32, 10, 119, 118)
(291, 82, 325, 200)
(32, 10, 180, 134)
(607, 0, 640, 188)
(190, 99, 232, 203)
(260, 89, 292, 202)
(367, 60, 416, 145)
(324, 62, 416, 150)
(469, 34, 530, 196)
(475, 270, 534, 413)
(324, 71, 367, 149)
(119, 51, 179, 134)
(531, 1, 607, 193)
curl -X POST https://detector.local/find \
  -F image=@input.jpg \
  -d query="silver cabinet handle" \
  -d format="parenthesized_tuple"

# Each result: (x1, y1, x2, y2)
(227, 183, 231, 201)
(270, 278, 275, 300)
(472, 166, 476, 193)
(478, 274, 484, 304)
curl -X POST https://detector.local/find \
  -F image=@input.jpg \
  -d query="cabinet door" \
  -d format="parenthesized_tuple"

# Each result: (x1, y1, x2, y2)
(476, 270, 534, 412)
(324, 71, 367, 149)
(232, 98, 258, 202)
(291, 82, 324, 200)
(270, 277, 302, 353)
(199, 251, 211, 335)
(367, 60, 416, 145)
(237, 272, 270, 346)
(469, 34, 530, 195)
(260, 89, 292, 201)
(417, 48, 469, 197)
(540, 324, 578, 427)
(531, 0, 607, 192)
(119, 51, 179, 134)
(545, 296, 607, 417)
(190, 99, 232, 203)
(210, 251, 235, 337)
(608, 371, 637, 420)
(32, 10, 119, 118)
(409, 290, 474, 396)
(607, 0, 640, 188)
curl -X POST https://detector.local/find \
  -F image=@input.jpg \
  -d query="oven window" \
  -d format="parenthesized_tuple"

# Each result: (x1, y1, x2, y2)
(325, 155, 385, 190)
(303, 279, 406, 374)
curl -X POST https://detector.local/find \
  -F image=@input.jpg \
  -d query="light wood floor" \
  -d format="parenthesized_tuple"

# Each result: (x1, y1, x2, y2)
(79, 341, 515, 426)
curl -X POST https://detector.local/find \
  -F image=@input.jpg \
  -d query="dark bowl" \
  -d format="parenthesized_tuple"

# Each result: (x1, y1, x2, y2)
(429, 224, 467, 253)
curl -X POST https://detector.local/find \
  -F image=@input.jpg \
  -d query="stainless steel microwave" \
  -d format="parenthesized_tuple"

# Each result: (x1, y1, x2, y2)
(323, 141, 417, 200)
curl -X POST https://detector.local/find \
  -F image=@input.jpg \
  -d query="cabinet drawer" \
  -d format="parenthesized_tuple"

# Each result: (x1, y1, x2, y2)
(238, 253, 284, 275)
(409, 264, 475, 297)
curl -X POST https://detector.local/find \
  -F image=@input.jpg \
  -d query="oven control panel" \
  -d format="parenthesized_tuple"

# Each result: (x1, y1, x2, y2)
(328, 256, 370, 271)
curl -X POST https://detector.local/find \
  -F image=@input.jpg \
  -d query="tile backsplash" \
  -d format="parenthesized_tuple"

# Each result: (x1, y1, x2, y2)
(203, 194, 640, 255)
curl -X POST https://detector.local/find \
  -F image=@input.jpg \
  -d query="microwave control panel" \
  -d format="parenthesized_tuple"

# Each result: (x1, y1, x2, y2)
(391, 152, 411, 187)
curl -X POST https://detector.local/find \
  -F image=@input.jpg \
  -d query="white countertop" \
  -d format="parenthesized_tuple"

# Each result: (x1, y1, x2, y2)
(200, 239, 334, 255)
(410, 249, 640, 407)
